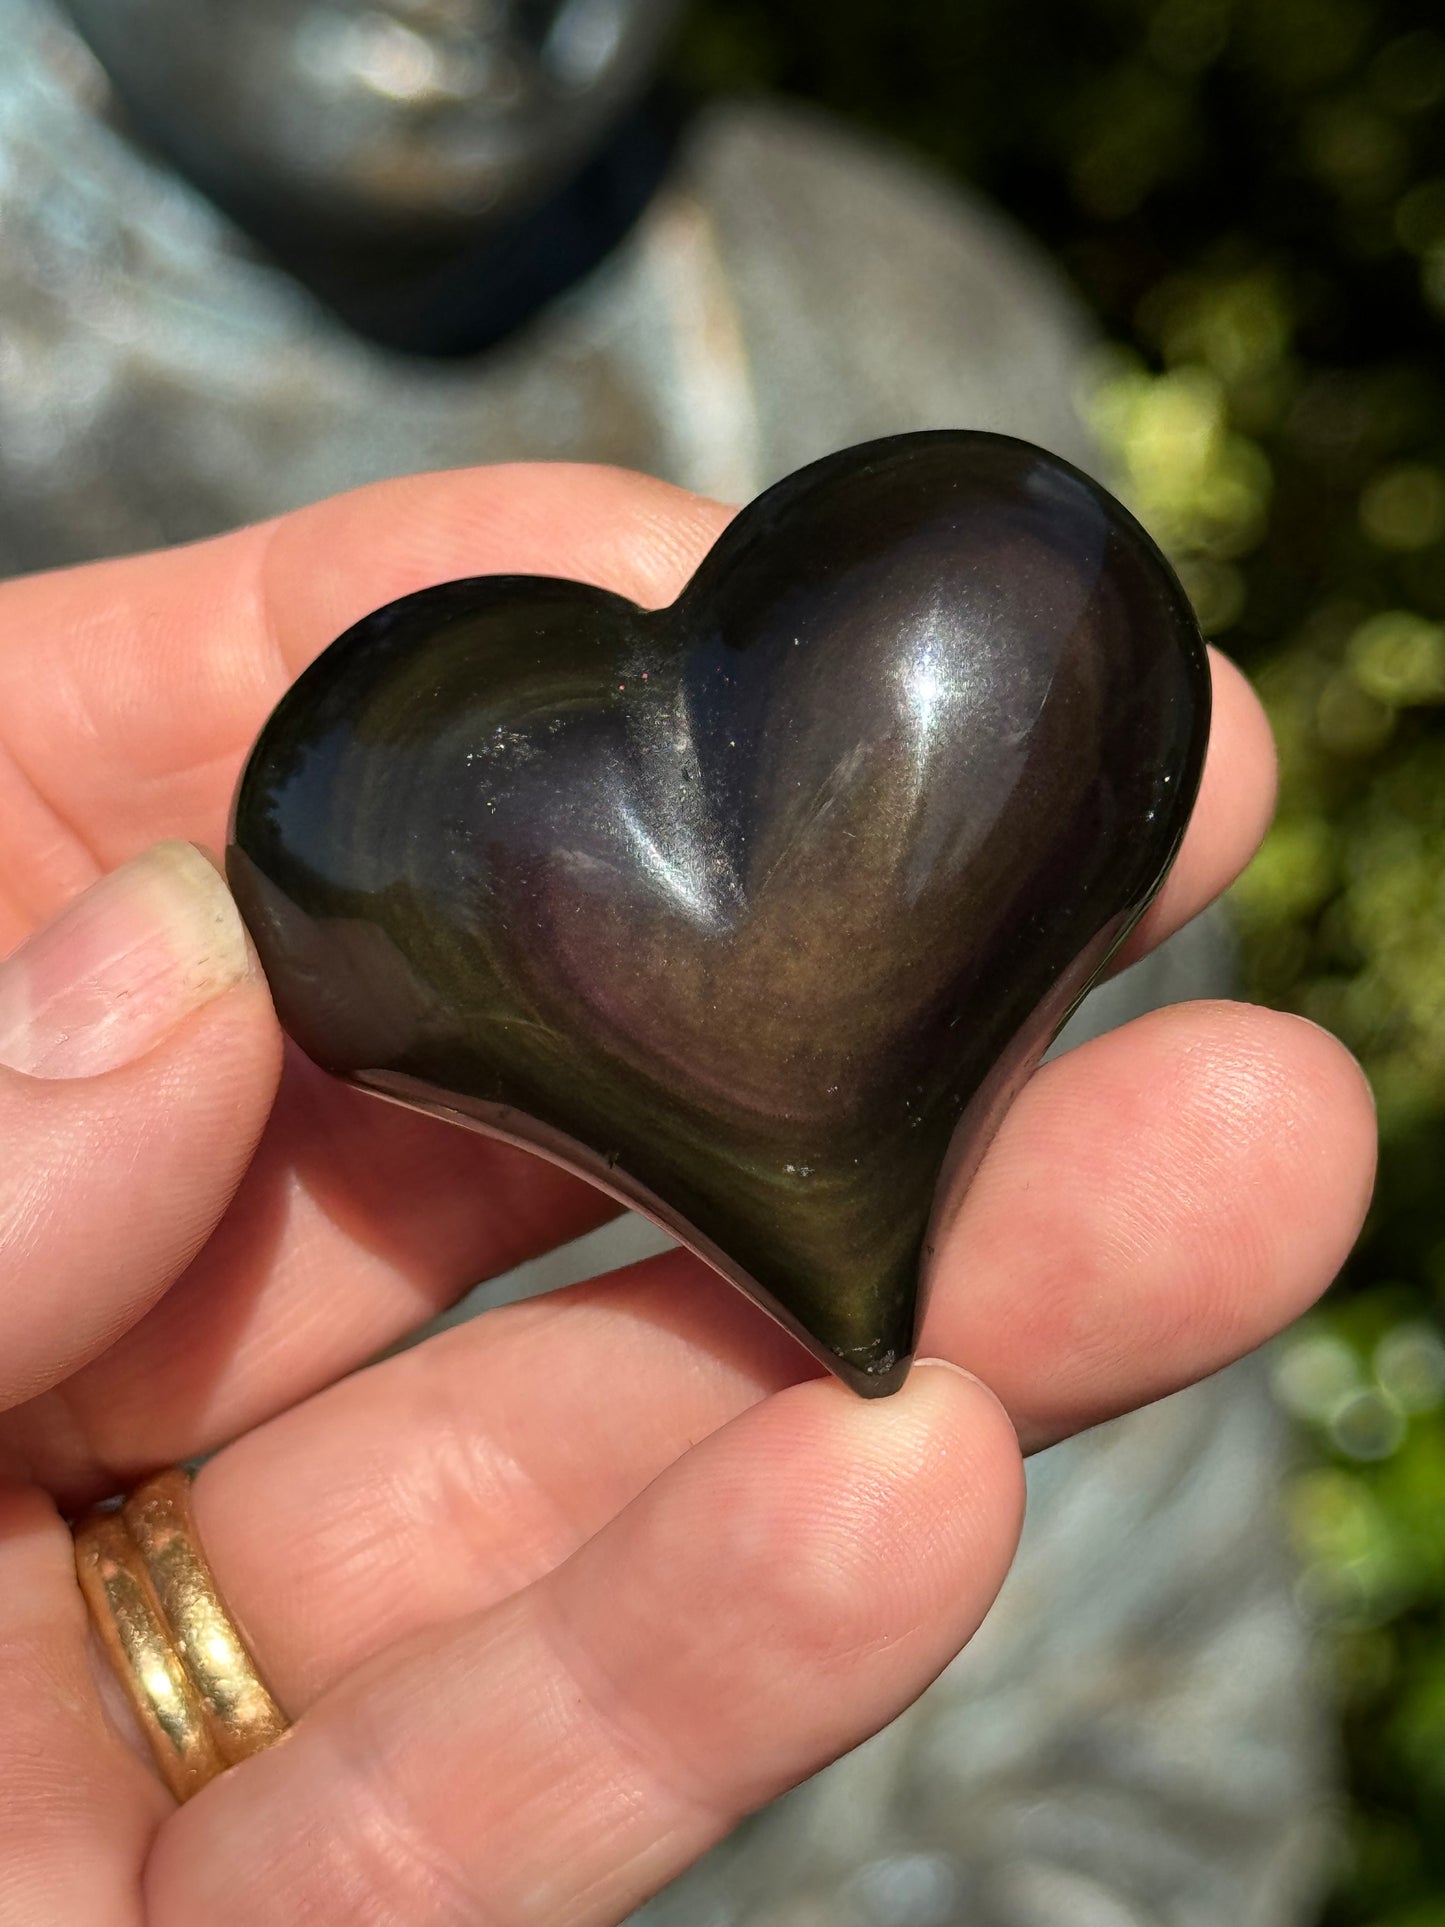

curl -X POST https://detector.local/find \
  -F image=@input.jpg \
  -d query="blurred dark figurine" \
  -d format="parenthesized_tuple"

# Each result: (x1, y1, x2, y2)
(51, 0, 682, 357)
(0, 4, 1328, 1922)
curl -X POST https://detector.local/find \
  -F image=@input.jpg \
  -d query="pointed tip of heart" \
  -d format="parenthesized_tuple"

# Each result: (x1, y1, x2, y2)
(826, 1349, 914, 1399)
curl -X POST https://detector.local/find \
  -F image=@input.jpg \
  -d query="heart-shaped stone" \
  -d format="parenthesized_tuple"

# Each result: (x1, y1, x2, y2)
(228, 433, 1208, 1395)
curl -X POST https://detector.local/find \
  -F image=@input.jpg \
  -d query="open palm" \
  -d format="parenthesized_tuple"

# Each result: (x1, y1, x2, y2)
(0, 464, 1375, 1926)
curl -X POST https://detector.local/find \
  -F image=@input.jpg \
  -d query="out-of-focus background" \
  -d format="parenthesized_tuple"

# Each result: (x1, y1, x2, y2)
(673, 2, 1445, 1919)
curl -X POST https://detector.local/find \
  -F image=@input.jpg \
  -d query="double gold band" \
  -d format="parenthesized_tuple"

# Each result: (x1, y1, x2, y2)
(73, 1469, 287, 1802)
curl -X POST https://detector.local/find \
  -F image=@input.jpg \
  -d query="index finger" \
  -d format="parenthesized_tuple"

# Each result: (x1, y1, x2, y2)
(0, 464, 732, 947)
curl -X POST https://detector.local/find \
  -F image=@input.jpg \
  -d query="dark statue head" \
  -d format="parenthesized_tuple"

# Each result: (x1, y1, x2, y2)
(57, 0, 684, 247)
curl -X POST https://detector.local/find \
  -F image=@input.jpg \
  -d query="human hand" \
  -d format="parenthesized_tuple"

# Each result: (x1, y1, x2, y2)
(0, 465, 1375, 1925)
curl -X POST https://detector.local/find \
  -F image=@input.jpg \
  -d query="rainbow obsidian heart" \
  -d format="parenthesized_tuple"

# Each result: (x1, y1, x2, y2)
(227, 432, 1209, 1395)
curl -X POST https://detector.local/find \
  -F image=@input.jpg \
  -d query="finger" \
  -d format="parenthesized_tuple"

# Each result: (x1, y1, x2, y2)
(0, 845, 280, 1411)
(186, 999, 1372, 1712)
(0, 1052, 620, 1505)
(192, 1252, 805, 1708)
(922, 999, 1376, 1448)
(146, 1367, 1023, 1927)
(0, 1480, 166, 1926)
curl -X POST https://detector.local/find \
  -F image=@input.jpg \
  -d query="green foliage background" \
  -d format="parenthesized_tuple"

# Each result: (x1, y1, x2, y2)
(675, 3, 1445, 1920)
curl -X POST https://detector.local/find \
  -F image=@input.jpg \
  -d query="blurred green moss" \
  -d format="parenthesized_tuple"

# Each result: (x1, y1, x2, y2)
(678, 1, 1445, 1917)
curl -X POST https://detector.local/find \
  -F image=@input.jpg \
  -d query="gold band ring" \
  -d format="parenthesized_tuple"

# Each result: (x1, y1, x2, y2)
(74, 1469, 288, 1802)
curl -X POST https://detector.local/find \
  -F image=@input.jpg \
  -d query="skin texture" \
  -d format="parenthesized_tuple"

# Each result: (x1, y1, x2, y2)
(0, 462, 1376, 1927)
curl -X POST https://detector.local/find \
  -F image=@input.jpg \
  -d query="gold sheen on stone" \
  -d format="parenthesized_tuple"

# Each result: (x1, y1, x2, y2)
(74, 1470, 287, 1800)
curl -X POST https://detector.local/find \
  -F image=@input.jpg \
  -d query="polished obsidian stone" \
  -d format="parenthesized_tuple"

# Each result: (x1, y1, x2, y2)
(227, 432, 1209, 1395)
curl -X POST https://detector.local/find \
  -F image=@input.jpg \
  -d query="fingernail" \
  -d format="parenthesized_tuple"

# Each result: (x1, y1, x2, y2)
(0, 843, 253, 1078)
(911, 1357, 987, 1388)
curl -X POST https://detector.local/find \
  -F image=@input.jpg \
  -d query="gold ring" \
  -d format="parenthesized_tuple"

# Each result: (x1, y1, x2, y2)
(74, 1469, 288, 1802)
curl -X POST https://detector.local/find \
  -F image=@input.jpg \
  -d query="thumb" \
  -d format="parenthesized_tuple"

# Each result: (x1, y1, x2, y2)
(0, 843, 282, 1410)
